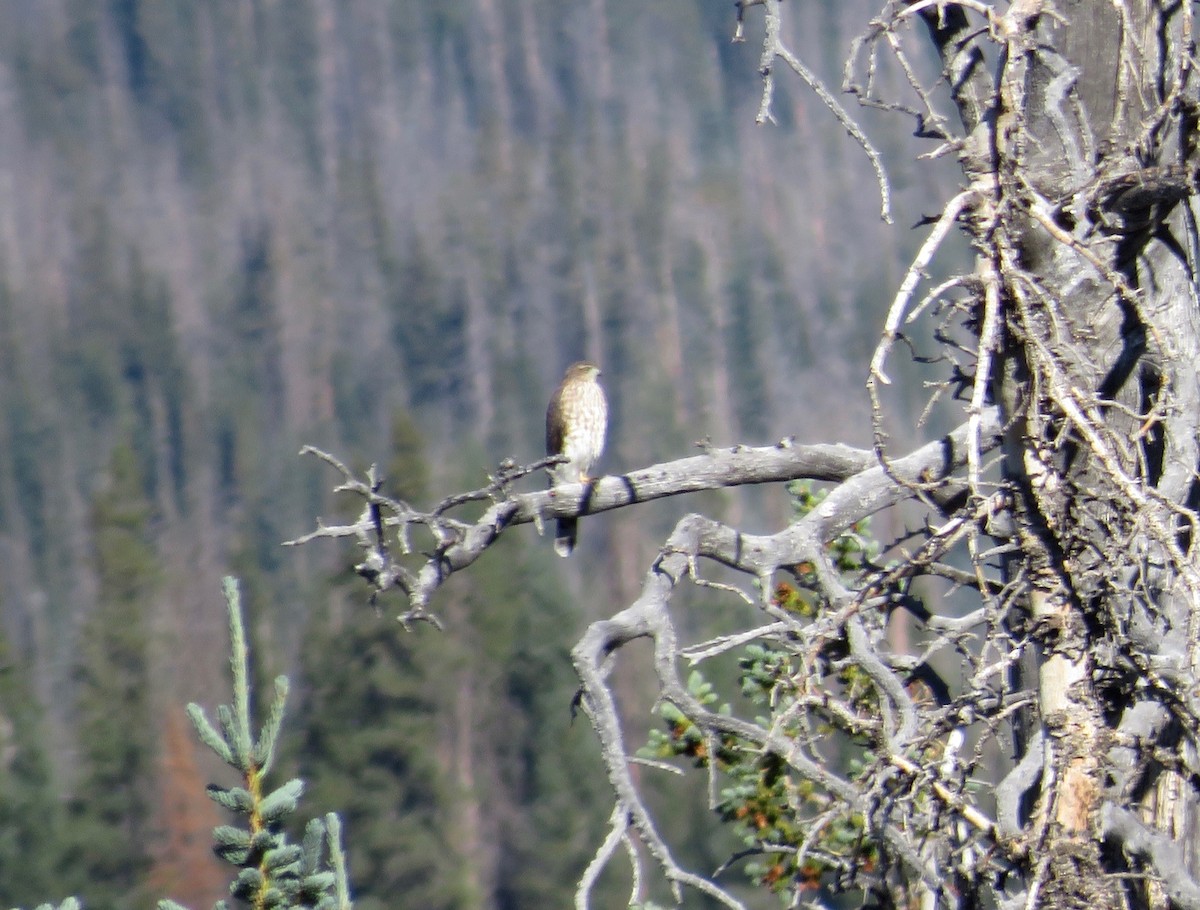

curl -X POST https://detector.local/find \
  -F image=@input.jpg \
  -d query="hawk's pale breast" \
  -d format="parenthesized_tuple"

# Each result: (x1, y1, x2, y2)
(560, 381, 606, 468)
(546, 361, 608, 485)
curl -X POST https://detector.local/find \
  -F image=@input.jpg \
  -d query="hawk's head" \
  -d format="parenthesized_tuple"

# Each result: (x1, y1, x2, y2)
(565, 361, 601, 381)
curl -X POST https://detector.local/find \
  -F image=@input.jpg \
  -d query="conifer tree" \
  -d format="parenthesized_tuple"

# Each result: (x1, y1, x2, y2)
(295, 602, 471, 910)
(0, 631, 64, 905)
(8, 574, 352, 910)
(294, 411, 616, 908)
(175, 577, 351, 910)
(294, 412, 470, 910)
(62, 441, 161, 910)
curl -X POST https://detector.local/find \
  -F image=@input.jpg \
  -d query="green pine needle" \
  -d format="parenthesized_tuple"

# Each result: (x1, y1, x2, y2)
(249, 828, 280, 853)
(186, 703, 233, 765)
(301, 817, 325, 873)
(325, 814, 351, 910)
(258, 778, 305, 825)
(231, 867, 264, 899)
(261, 844, 303, 873)
(254, 675, 290, 774)
(204, 784, 255, 814)
(300, 871, 337, 897)
(212, 825, 252, 848)
(222, 576, 254, 764)
(215, 704, 250, 770)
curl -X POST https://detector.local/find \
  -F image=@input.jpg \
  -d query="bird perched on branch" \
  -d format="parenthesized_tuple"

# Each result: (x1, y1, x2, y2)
(545, 361, 607, 557)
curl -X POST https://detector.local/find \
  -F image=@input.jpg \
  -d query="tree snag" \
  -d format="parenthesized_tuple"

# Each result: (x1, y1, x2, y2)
(297, 2, 1200, 907)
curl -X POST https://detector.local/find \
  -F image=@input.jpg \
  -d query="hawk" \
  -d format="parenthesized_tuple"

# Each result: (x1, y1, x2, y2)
(545, 361, 608, 557)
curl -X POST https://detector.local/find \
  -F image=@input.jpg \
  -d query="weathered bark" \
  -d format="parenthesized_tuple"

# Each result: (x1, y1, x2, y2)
(922, 0, 1200, 899)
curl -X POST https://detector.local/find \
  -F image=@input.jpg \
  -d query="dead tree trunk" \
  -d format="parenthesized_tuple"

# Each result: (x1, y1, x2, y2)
(917, 0, 1200, 903)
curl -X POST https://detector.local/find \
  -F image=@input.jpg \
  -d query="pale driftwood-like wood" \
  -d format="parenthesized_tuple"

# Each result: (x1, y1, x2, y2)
(290, 410, 999, 618)
(297, 2, 1200, 907)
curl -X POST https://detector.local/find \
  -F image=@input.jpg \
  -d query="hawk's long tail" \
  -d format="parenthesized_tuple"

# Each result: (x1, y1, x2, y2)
(555, 518, 578, 557)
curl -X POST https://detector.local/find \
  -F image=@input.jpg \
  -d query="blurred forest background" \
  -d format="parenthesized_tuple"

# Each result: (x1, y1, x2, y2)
(0, 1, 961, 908)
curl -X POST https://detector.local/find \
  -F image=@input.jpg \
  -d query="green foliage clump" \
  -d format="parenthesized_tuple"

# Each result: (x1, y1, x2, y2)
(639, 481, 893, 898)
(640, 651, 880, 896)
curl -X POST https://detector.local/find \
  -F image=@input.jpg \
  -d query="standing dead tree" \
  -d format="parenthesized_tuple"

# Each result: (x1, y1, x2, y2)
(293, 1, 1200, 907)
